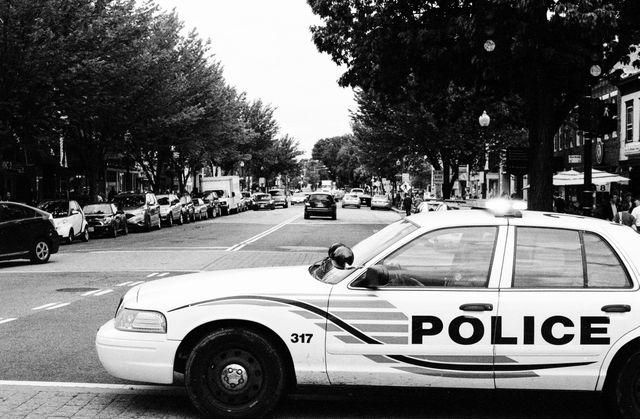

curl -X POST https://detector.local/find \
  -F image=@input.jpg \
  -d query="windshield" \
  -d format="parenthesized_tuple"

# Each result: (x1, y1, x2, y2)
(84, 204, 114, 215)
(351, 188, 364, 194)
(309, 194, 332, 202)
(38, 201, 69, 218)
(255, 194, 270, 201)
(114, 195, 145, 209)
(269, 190, 284, 197)
(312, 218, 419, 284)
(157, 196, 171, 205)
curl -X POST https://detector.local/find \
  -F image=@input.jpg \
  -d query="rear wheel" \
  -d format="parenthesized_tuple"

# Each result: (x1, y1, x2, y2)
(30, 239, 51, 264)
(66, 229, 74, 245)
(112, 224, 118, 238)
(123, 222, 128, 235)
(145, 216, 151, 232)
(612, 350, 640, 418)
(304, 212, 310, 220)
(185, 328, 286, 419)
(178, 212, 184, 225)
(167, 214, 173, 227)
(80, 227, 89, 242)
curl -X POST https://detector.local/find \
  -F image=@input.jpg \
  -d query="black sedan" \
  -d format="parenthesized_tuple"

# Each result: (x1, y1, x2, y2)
(252, 193, 275, 210)
(304, 192, 337, 220)
(0, 201, 60, 264)
(83, 203, 128, 238)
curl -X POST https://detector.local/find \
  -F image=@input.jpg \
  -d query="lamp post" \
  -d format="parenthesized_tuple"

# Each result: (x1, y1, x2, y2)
(239, 161, 245, 191)
(479, 111, 491, 199)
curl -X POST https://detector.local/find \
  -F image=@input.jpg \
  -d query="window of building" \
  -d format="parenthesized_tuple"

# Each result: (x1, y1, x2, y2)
(513, 227, 631, 288)
(626, 100, 634, 143)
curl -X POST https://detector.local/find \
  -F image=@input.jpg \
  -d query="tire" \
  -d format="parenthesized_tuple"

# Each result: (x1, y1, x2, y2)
(203, 211, 208, 220)
(357, 205, 361, 209)
(331, 212, 337, 220)
(612, 350, 640, 418)
(178, 212, 184, 225)
(145, 216, 151, 232)
(112, 224, 118, 238)
(30, 239, 51, 264)
(167, 214, 173, 227)
(80, 227, 89, 242)
(123, 222, 128, 235)
(66, 229, 74, 245)
(304, 212, 310, 220)
(221, 207, 228, 216)
(157, 216, 162, 230)
(185, 328, 286, 419)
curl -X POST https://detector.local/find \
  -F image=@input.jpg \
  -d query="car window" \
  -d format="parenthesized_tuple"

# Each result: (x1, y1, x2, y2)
(309, 194, 332, 202)
(373, 226, 497, 288)
(512, 227, 631, 289)
(0, 203, 36, 221)
(83, 204, 113, 215)
(39, 201, 69, 217)
(157, 197, 170, 205)
(114, 195, 145, 208)
(269, 190, 283, 197)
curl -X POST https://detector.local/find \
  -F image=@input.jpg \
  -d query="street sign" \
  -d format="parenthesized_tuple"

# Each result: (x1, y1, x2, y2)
(568, 154, 581, 164)
(402, 173, 410, 183)
(433, 170, 444, 184)
(400, 182, 411, 193)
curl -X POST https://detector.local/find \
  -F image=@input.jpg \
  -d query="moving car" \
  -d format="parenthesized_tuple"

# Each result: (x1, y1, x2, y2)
(192, 198, 209, 221)
(38, 199, 89, 244)
(156, 194, 182, 227)
(304, 192, 336, 219)
(252, 193, 275, 210)
(0, 201, 60, 263)
(113, 192, 161, 231)
(341, 193, 361, 209)
(96, 200, 640, 418)
(370, 194, 392, 210)
(268, 189, 289, 208)
(350, 187, 371, 206)
(290, 191, 308, 205)
(84, 203, 128, 237)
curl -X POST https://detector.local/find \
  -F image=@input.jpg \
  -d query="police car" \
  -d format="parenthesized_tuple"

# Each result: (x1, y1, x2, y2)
(96, 199, 640, 418)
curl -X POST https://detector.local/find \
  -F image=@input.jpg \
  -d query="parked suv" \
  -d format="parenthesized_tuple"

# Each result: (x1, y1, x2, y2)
(156, 194, 183, 227)
(0, 201, 60, 263)
(112, 192, 161, 231)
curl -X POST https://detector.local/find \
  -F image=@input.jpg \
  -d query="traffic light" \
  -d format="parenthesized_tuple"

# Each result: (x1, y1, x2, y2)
(577, 98, 618, 135)
(598, 102, 617, 135)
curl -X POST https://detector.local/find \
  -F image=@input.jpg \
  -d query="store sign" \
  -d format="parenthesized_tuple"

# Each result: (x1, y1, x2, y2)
(624, 142, 640, 156)
(568, 155, 582, 164)
(433, 170, 444, 184)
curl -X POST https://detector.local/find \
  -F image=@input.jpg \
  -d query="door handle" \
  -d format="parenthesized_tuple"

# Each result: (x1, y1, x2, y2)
(602, 305, 631, 313)
(460, 303, 493, 312)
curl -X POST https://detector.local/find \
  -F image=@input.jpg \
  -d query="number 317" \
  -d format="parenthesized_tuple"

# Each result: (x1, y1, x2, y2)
(291, 333, 313, 343)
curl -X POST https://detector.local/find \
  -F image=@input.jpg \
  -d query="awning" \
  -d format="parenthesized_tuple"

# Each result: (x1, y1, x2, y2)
(553, 169, 629, 186)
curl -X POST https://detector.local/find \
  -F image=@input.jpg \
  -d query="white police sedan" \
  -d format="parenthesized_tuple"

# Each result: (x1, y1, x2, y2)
(96, 200, 640, 418)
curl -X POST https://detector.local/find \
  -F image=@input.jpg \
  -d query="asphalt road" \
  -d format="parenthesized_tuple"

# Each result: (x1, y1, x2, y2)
(0, 205, 614, 417)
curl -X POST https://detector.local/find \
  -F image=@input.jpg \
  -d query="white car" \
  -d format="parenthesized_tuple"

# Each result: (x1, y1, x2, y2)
(38, 199, 89, 244)
(341, 193, 361, 208)
(96, 200, 640, 418)
(290, 192, 308, 205)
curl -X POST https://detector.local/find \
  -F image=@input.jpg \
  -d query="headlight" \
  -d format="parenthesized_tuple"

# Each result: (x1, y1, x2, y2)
(104, 216, 113, 223)
(305, 202, 310, 206)
(114, 308, 167, 333)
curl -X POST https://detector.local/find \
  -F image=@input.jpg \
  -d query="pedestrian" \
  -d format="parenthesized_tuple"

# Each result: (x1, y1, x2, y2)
(402, 193, 413, 216)
(631, 198, 640, 231)
(395, 191, 401, 208)
(621, 193, 635, 212)
(108, 186, 117, 201)
(553, 193, 565, 213)
(614, 211, 636, 230)
(606, 194, 619, 221)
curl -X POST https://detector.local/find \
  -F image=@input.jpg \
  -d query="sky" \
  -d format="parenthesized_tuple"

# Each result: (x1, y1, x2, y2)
(152, 0, 356, 157)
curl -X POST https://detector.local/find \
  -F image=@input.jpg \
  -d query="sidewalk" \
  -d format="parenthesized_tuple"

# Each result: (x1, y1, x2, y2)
(0, 382, 200, 419)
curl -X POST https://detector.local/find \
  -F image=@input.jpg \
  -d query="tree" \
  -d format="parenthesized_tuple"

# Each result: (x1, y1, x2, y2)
(309, 0, 640, 210)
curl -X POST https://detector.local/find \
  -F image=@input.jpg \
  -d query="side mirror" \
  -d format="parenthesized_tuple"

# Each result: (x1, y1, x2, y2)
(70, 209, 79, 215)
(116, 210, 124, 215)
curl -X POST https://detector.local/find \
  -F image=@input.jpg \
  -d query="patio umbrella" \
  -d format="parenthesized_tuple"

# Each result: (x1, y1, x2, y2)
(553, 169, 629, 186)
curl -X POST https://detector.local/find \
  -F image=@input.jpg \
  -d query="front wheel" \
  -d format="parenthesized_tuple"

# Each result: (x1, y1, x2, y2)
(612, 351, 640, 418)
(185, 328, 286, 419)
(66, 229, 74, 245)
(30, 239, 51, 264)
(80, 227, 89, 242)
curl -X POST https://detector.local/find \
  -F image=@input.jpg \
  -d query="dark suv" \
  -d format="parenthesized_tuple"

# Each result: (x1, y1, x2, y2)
(0, 201, 60, 263)
(112, 192, 161, 231)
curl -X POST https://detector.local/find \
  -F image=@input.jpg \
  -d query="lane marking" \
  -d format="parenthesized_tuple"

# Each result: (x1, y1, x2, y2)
(146, 273, 158, 278)
(78, 246, 229, 252)
(226, 214, 300, 251)
(116, 281, 132, 286)
(32, 303, 61, 310)
(81, 290, 101, 296)
(0, 318, 17, 325)
(157, 273, 169, 277)
(94, 289, 113, 296)
(128, 281, 144, 287)
(45, 303, 70, 310)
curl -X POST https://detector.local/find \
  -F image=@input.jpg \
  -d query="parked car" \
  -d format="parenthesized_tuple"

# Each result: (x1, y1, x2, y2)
(370, 194, 392, 210)
(341, 193, 361, 209)
(240, 191, 253, 212)
(96, 201, 640, 418)
(268, 189, 289, 208)
(252, 193, 275, 210)
(290, 192, 309, 205)
(38, 199, 89, 244)
(179, 194, 196, 223)
(156, 194, 183, 227)
(200, 191, 220, 218)
(192, 198, 209, 221)
(304, 192, 337, 220)
(113, 192, 161, 231)
(83, 203, 128, 238)
(0, 201, 60, 263)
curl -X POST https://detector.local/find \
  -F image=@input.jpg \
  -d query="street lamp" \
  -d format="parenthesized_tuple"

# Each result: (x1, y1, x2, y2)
(479, 111, 490, 198)
(239, 161, 245, 190)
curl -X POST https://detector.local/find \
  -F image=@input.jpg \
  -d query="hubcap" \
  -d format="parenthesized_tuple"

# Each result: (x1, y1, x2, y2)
(36, 242, 49, 259)
(220, 363, 248, 391)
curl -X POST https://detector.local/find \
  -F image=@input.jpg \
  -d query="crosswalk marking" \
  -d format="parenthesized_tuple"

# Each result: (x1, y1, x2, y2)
(32, 303, 60, 310)
(0, 318, 17, 325)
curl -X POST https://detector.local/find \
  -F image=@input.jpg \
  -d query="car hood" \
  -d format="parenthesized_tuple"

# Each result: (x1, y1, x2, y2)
(134, 265, 331, 312)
